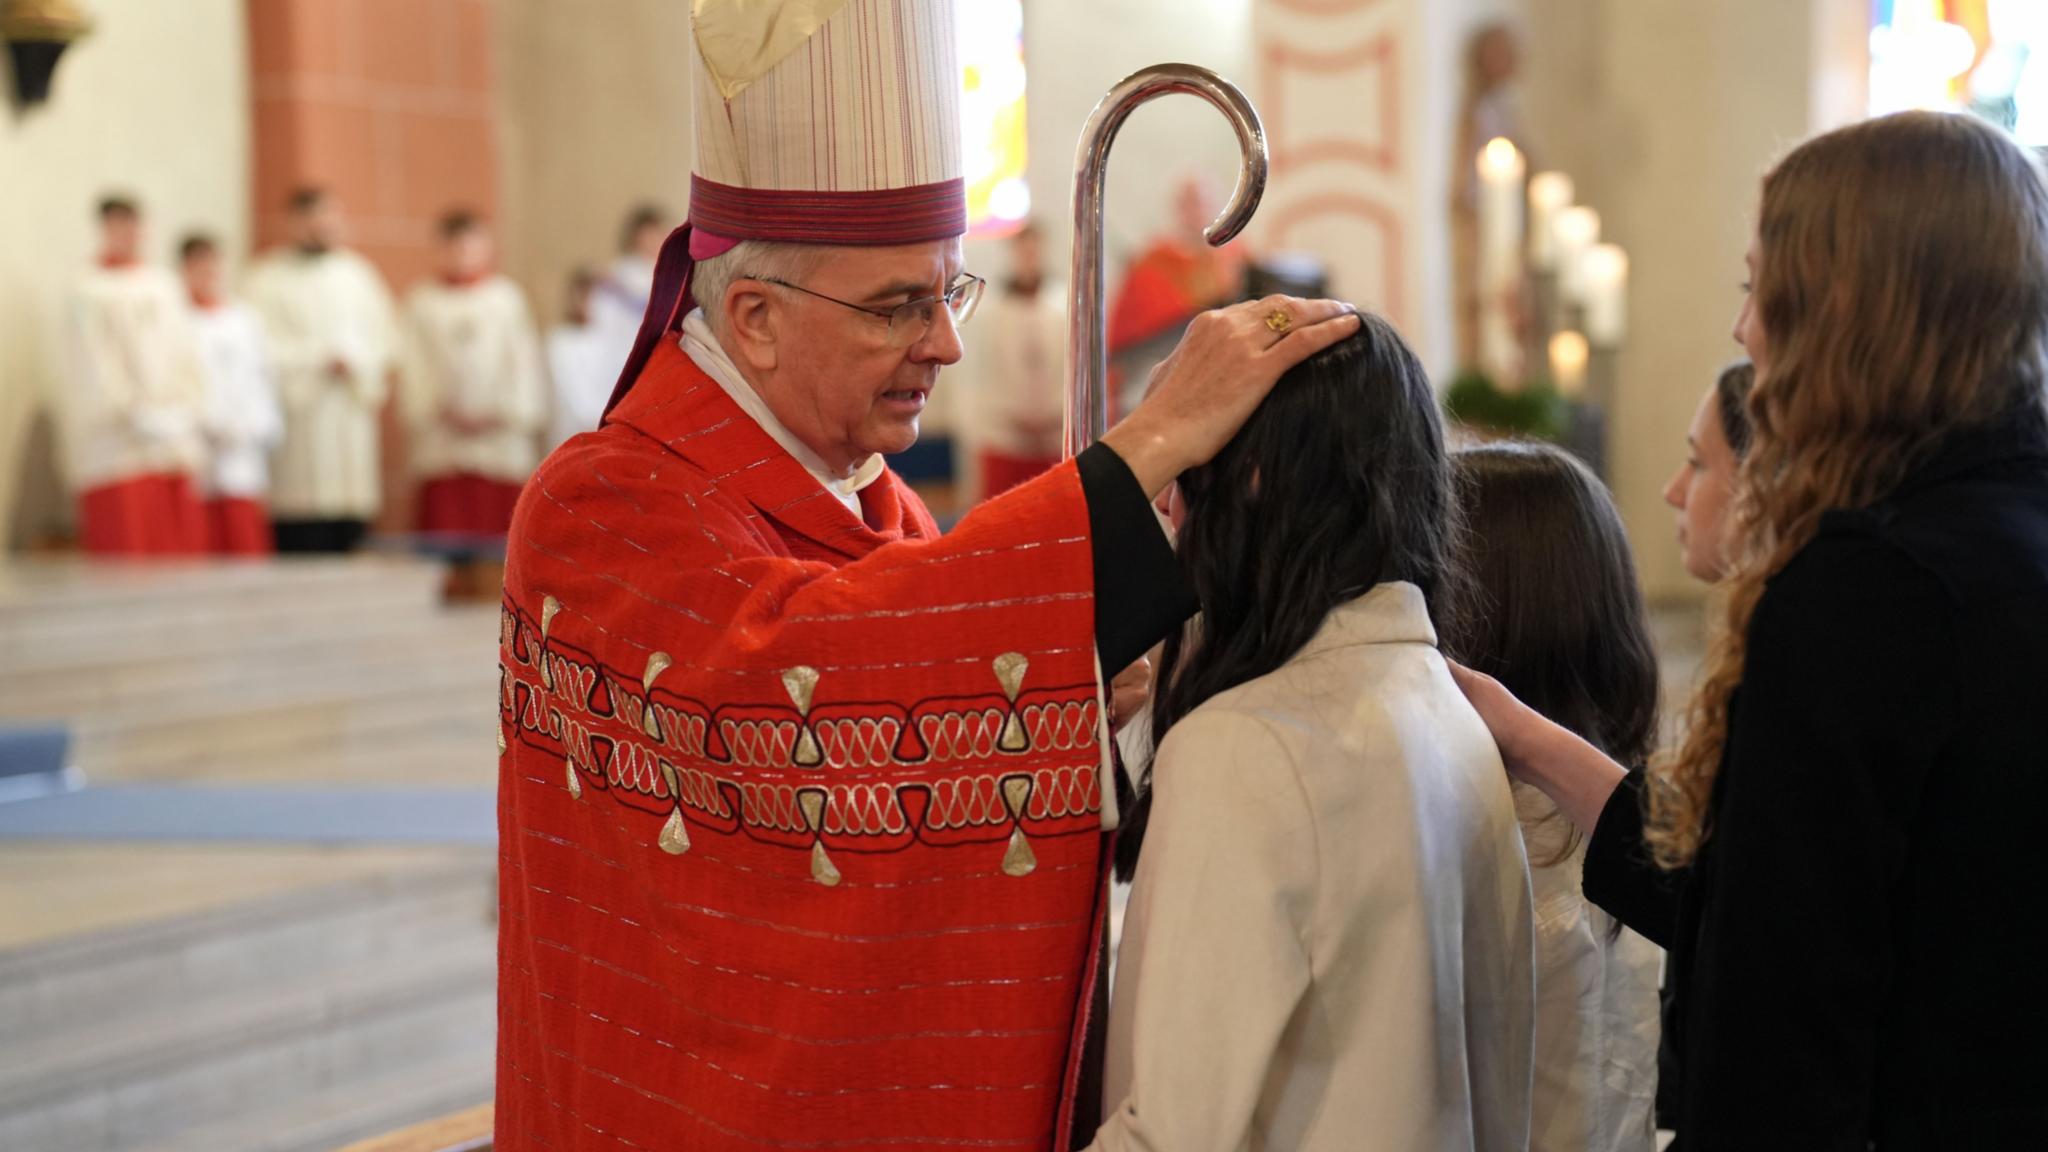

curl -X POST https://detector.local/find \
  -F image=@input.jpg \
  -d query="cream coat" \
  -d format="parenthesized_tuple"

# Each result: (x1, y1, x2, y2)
(245, 248, 396, 519)
(397, 276, 546, 482)
(1094, 583, 1536, 1152)
(58, 265, 209, 490)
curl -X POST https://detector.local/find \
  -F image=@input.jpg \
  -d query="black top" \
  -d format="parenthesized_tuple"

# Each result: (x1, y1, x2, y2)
(1584, 423, 2048, 1150)
(1077, 443, 1199, 674)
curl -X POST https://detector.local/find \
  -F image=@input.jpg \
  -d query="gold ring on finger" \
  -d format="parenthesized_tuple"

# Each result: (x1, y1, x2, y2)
(1265, 309, 1293, 335)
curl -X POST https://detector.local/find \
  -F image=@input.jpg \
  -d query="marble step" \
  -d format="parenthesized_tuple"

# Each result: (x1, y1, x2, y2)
(0, 857, 494, 1038)
(0, 623, 496, 718)
(0, 559, 445, 620)
(89, 733, 499, 787)
(0, 560, 443, 625)
(0, 585, 456, 673)
(0, 936, 496, 1152)
(0, 590, 491, 672)
(120, 1055, 490, 1152)
(67, 677, 495, 776)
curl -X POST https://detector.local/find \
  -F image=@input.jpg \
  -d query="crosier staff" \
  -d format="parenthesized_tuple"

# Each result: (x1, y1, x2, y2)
(1065, 65, 1270, 458)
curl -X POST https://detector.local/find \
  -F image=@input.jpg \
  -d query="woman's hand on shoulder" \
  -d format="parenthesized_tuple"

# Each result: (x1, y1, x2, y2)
(1446, 660, 1628, 832)
(1445, 661, 1547, 775)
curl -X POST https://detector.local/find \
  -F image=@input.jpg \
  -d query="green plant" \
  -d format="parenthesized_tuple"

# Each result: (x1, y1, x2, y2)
(1443, 368, 1571, 441)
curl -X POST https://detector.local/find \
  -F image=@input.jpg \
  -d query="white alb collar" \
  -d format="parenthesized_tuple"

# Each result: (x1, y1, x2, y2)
(679, 308, 885, 517)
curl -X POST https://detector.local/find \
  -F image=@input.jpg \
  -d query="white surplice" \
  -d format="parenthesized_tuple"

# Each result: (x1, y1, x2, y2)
(588, 253, 654, 383)
(962, 285, 1068, 459)
(59, 264, 209, 490)
(1517, 785, 1663, 1152)
(546, 320, 615, 450)
(244, 247, 397, 519)
(1093, 582, 1536, 1152)
(188, 300, 283, 499)
(397, 275, 547, 483)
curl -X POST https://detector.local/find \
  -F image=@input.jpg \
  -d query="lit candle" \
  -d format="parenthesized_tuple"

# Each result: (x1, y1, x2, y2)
(1527, 172, 1574, 270)
(1476, 137, 1526, 382)
(1581, 243, 1630, 346)
(1553, 206, 1601, 303)
(1549, 330, 1589, 398)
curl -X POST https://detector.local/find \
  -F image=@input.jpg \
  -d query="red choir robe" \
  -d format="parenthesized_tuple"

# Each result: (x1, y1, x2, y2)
(497, 338, 1115, 1152)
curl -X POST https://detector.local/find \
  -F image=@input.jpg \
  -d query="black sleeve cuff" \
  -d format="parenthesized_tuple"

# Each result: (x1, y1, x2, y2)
(1583, 769, 1684, 948)
(1076, 442, 1199, 674)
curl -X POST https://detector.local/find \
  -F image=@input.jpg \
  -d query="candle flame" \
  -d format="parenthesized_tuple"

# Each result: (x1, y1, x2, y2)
(1550, 330, 1591, 398)
(1478, 137, 1524, 180)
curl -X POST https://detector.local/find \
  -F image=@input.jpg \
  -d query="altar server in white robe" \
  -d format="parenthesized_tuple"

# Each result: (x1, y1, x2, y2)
(1091, 315, 1535, 1152)
(545, 266, 613, 449)
(180, 233, 283, 556)
(398, 209, 545, 541)
(587, 202, 670, 375)
(964, 220, 1067, 502)
(245, 186, 397, 554)
(60, 195, 209, 556)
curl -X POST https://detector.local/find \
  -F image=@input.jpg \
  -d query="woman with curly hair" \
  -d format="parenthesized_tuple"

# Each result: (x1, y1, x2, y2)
(1453, 110, 2048, 1148)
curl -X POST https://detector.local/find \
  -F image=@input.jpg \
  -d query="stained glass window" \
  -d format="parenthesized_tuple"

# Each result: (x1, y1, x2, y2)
(1870, 0, 2047, 146)
(958, 0, 1031, 235)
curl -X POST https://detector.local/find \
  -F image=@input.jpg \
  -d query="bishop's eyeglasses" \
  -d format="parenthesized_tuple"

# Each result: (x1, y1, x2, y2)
(755, 273, 986, 349)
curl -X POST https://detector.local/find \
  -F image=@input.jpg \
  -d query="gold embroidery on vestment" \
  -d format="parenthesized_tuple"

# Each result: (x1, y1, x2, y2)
(994, 652, 1031, 753)
(1000, 774, 1036, 876)
(655, 760, 691, 854)
(798, 789, 840, 886)
(539, 594, 563, 689)
(659, 808, 692, 855)
(784, 665, 824, 767)
(642, 651, 673, 740)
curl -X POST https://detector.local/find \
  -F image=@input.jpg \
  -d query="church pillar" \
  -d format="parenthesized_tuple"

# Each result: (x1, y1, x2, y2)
(246, 0, 500, 288)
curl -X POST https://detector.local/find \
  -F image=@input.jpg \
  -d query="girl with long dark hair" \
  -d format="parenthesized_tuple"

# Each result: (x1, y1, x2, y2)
(1087, 315, 1535, 1152)
(1443, 442, 1662, 1152)
(1454, 110, 2048, 1147)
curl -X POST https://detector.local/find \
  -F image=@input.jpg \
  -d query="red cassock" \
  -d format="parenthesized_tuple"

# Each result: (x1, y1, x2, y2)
(79, 473, 207, 557)
(205, 496, 275, 556)
(419, 473, 525, 538)
(497, 339, 1112, 1152)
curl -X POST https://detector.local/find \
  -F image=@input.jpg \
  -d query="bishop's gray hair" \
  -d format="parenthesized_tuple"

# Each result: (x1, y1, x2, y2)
(689, 241, 825, 337)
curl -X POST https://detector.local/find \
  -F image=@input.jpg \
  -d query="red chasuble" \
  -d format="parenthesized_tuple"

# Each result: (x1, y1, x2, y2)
(496, 339, 1112, 1152)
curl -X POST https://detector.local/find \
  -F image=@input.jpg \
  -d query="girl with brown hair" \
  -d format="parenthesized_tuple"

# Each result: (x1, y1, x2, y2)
(1662, 361, 1754, 583)
(1444, 442, 1663, 1152)
(1454, 110, 2048, 1148)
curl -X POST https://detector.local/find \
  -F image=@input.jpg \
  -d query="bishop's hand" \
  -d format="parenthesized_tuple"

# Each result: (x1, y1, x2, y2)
(1099, 296, 1362, 498)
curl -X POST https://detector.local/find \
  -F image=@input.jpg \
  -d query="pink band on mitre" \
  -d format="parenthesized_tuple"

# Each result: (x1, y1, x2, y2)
(688, 229, 741, 261)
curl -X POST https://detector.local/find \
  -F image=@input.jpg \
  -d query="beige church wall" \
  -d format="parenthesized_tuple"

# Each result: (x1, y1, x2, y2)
(1014, 0, 1257, 280)
(493, 0, 694, 331)
(1518, 0, 1867, 600)
(0, 0, 252, 549)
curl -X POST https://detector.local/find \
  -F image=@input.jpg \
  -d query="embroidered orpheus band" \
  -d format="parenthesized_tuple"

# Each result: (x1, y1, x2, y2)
(498, 597, 1104, 884)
